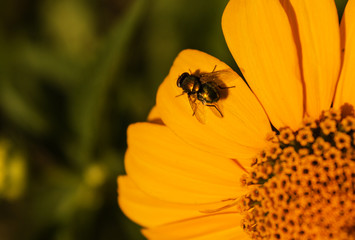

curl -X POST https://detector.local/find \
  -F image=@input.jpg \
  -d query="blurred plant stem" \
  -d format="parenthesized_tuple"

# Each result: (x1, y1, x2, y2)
(69, 0, 146, 167)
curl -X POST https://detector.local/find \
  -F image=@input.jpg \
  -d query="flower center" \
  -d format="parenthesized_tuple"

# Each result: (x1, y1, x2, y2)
(239, 108, 355, 240)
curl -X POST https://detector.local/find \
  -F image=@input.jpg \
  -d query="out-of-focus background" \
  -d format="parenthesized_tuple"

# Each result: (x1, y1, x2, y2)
(0, 0, 348, 239)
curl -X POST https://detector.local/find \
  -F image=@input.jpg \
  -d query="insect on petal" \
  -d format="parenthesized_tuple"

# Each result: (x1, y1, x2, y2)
(157, 49, 271, 160)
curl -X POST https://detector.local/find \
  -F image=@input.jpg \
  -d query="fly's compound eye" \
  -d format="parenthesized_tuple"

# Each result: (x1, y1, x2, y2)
(177, 72, 190, 87)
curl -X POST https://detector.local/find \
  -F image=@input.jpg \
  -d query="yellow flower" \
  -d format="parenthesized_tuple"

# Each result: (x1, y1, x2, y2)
(118, 0, 355, 239)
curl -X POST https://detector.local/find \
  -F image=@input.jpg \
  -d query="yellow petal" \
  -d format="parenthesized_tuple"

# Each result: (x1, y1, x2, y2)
(125, 122, 247, 204)
(156, 49, 271, 160)
(118, 176, 244, 228)
(222, 0, 303, 129)
(287, 0, 340, 118)
(147, 106, 164, 124)
(334, 0, 355, 108)
(118, 176, 194, 228)
(142, 212, 249, 240)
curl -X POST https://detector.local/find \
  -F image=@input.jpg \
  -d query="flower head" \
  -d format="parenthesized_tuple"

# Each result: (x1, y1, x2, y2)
(118, 0, 355, 239)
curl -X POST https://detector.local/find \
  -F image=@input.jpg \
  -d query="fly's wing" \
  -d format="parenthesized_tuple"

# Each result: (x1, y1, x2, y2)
(198, 69, 236, 101)
(198, 69, 235, 88)
(208, 102, 223, 118)
(188, 94, 206, 124)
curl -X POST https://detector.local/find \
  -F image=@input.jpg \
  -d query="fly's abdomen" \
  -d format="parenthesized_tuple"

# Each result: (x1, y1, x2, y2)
(198, 83, 219, 103)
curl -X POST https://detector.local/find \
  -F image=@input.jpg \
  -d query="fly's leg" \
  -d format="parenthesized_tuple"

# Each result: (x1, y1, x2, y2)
(207, 81, 235, 90)
(206, 104, 223, 117)
(176, 92, 186, 97)
(218, 85, 235, 89)
(211, 65, 217, 73)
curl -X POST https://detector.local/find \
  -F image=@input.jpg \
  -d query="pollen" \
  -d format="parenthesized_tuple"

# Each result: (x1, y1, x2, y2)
(239, 108, 355, 240)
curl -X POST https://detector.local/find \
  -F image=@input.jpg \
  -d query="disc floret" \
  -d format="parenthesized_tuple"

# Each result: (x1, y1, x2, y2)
(240, 108, 355, 240)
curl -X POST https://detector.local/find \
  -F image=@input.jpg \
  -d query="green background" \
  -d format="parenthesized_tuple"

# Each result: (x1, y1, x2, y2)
(0, 0, 347, 239)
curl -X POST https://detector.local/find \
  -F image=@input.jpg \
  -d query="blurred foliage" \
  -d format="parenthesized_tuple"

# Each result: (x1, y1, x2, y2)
(0, 0, 347, 239)
(0, 0, 232, 239)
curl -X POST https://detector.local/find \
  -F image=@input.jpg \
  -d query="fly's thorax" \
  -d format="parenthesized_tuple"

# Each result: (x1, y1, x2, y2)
(197, 82, 220, 104)
(180, 75, 201, 93)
